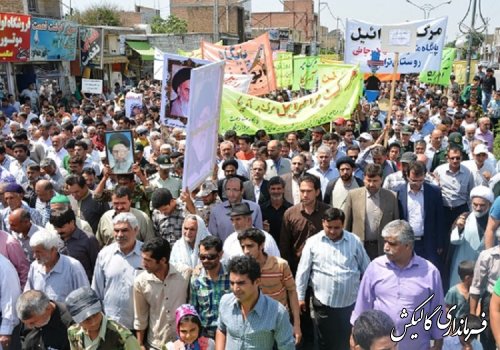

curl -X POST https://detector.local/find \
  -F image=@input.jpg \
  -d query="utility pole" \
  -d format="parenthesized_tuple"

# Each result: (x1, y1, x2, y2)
(464, 0, 477, 85)
(213, 0, 219, 42)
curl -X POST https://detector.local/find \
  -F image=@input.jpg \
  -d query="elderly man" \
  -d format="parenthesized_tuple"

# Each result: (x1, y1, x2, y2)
(450, 186, 494, 287)
(66, 287, 140, 349)
(17, 290, 73, 350)
(222, 202, 280, 260)
(208, 177, 263, 243)
(475, 117, 494, 151)
(25, 229, 89, 302)
(351, 220, 445, 350)
(9, 208, 43, 262)
(1, 182, 43, 230)
(462, 143, 496, 187)
(92, 212, 144, 331)
(96, 186, 154, 247)
(40, 157, 66, 193)
(34, 179, 56, 227)
(44, 134, 67, 168)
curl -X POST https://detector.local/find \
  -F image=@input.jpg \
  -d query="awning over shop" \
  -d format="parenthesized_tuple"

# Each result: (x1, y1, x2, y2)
(127, 41, 155, 61)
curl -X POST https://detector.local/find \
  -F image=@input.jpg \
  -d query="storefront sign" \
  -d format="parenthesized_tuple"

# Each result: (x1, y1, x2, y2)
(30, 17, 78, 61)
(0, 13, 31, 62)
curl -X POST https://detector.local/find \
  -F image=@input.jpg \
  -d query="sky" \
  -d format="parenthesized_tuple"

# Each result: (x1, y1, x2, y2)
(67, 0, 500, 42)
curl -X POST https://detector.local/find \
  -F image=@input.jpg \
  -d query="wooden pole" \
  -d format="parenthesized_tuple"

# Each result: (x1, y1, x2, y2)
(384, 52, 399, 147)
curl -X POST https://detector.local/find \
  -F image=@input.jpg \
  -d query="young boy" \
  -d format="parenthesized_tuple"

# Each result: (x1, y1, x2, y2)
(445, 260, 474, 319)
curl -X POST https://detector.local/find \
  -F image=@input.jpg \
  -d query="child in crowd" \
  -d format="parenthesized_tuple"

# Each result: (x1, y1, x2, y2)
(163, 304, 215, 350)
(442, 314, 484, 350)
(445, 260, 475, 319)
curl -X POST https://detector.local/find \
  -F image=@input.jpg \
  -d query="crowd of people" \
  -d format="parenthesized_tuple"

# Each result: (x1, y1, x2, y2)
(0, 66, 500, 350)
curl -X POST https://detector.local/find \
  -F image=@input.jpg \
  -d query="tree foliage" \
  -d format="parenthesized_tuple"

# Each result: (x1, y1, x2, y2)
(69, 4, 122, 27)
(150, 15, 188, 34)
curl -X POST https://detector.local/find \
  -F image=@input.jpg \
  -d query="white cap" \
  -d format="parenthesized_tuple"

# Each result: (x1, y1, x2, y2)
(358, 132, 374, 142)
(473, 144, 489, 155)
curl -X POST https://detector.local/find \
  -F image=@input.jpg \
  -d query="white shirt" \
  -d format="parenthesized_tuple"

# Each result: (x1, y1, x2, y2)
(222, 229, 281, 261)
(407, 184, 425, 237)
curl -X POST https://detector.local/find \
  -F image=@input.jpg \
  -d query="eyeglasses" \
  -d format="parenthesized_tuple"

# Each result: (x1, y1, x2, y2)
(199, 254, 218, 261)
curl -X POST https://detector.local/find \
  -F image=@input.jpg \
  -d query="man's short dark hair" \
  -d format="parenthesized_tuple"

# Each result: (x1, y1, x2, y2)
(267, 176, 285, 189)
(407, 161, 426, 177)
(74, 140, 88, 150)
(199, 236, 223, 252)
(224, 130, 237, 140)
(228, 255, 261, 282)
(352, 310, 395, 350)
(364, 163, 383, 178)
(65, 174, 86, 188)
(299, 174, 320, 190)
(238, 134, 253, 144)
(322, 207, 345, 223)
(151, 188, 173, 209)
(237, 228, 266, 246)
(113, 186, 132, 200)
(141, 237, 171, 262)
(49, 208, 76, 228)
(12, 143, 28, 153)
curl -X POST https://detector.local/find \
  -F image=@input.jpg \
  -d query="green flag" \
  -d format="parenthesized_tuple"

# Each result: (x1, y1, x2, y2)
(274, 52, 293, 89)
(419, 48, 456, 85)
(292, 56, 319, 91)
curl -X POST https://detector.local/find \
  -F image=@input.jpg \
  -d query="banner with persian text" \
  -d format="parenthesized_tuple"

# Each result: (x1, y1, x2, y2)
(419, 48, 456, 85)
(79, 26, 103, 68)
(219, 64, 362, 135)
(30, 18, 78, 61)
(0, 13, 31, 62)
(274, 52, 293, 89)
(292, 55, 318, 91)
(201, 33, 277, 96)
(345, 17, 447, 74)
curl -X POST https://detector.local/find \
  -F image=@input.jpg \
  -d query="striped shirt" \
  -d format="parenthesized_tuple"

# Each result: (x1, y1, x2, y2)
(296, 230, 370, 308)
(260, 255, 296, 308)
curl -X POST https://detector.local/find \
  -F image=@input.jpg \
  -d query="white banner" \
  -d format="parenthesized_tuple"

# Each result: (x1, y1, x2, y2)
(224, 74, 252, 93)
(345, 17, 447, 74)
(153, 47, 163, 81)
(182, 61, 225, 191)
(81, 78, 103, 94)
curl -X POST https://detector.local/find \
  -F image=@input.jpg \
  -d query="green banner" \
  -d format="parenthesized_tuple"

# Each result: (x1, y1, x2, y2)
(220, 64, 362, 135)
(419, 48, 456, 85)
(292, 56, 319, 91)
(274, 52, 293, 89)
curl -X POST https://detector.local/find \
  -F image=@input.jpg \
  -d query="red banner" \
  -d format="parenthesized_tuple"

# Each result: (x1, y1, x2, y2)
(0, 13, 31, 62)
(201, 33, 277, 96)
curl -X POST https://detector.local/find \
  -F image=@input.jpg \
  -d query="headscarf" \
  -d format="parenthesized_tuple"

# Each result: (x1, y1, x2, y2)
(174, 304, 209, 350)
(172, 215, 211, 268)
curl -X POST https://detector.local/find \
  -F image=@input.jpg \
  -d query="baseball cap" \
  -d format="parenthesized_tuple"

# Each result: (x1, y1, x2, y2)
(401, 125, 413, 134)
(473, 144, 488, 155)
(400, 152, 417, 163)
(198, 180, 218, 197)
(334, 117, 346, 125)
(369, 121, 382, 131)
(358, 132, 374, 142)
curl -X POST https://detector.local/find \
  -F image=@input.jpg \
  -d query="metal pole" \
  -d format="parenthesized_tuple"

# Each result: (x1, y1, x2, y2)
(317, 0, 321, 53)
(213, 0, 219, 42)
(465, 0, 477, 86)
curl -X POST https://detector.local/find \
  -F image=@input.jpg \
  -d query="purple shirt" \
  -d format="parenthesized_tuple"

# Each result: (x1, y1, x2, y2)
(475, 129, 494, 151)
(351, 254, 445, 349)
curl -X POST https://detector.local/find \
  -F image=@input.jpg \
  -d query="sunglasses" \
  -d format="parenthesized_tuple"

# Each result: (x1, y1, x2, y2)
(199, 254, 218, 261)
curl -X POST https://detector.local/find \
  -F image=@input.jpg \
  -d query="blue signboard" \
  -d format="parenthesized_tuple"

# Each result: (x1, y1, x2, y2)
(30, 17, 78, 61)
